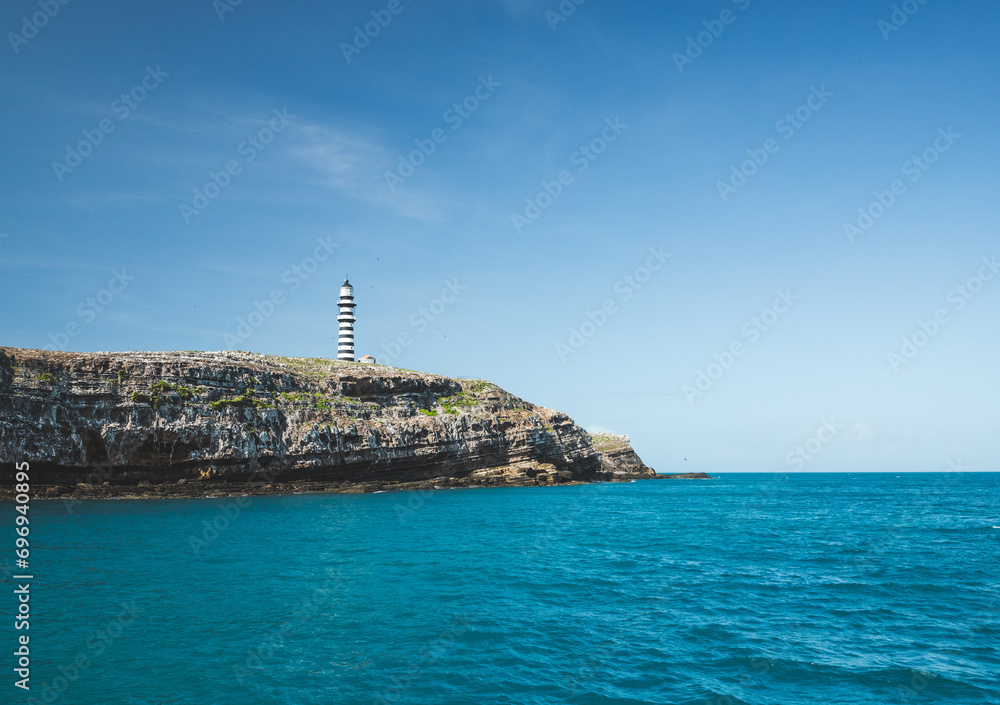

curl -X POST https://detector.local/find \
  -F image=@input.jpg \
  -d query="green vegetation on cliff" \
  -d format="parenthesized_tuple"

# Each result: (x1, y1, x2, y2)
(590, 433, 631, 452)
(0, 346, 663, 498)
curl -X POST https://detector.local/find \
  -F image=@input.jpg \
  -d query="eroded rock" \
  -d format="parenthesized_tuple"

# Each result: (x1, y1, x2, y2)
(0, 348, 660, 498)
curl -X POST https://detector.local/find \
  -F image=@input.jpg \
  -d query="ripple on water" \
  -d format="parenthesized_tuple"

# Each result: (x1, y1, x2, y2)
(20, 473, 1000, 704)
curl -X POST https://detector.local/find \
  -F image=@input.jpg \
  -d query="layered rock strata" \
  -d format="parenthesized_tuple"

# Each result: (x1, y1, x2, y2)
(0, 348, 689, 500)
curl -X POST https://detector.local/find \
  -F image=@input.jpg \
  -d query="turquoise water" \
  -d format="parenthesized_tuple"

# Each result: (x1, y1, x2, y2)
(13, 473, 1000, 704)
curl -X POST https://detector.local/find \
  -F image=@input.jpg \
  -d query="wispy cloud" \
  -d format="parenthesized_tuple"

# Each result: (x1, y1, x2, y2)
(64, 191, 176, 208)
(46, 98, 454, 221)
(285, 121, 448, 221)
(0, 257, 111, 272)
(288, 123, 390, 196)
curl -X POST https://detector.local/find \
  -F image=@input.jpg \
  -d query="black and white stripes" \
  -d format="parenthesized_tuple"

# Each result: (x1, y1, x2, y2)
(337, 279, 356, 361)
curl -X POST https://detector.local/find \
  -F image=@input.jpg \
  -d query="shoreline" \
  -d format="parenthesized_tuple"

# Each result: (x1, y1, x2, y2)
(1, 347, 695, 501)
(0, 472, 712, 502)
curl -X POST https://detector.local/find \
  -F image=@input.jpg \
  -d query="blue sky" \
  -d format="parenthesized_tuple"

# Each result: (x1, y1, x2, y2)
(1, 0, 998, 473)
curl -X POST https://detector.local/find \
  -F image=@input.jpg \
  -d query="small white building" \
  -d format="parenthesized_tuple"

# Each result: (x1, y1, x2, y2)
(359, 355, 376, 364)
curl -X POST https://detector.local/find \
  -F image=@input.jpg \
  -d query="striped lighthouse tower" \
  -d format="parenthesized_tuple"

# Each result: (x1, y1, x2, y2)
(337, 278, 356, 362)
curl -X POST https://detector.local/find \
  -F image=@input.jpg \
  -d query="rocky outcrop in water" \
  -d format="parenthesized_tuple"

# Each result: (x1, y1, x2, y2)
(592, 433, 709, 481)
(0, 347, 676, 499)
(591, 433, 654, 477)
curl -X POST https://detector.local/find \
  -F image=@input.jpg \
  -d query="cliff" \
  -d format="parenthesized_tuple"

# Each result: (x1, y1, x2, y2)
(0, 347, 673, 500)
(591, 433, 655, 477)
(591, 433, 709, 481)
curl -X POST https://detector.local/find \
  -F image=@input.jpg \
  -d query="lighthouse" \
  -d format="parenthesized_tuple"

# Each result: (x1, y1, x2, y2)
(337, 278, 356, 362)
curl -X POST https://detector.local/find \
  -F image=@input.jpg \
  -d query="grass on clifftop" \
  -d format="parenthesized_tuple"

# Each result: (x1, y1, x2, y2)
(590, 433, 630, 452)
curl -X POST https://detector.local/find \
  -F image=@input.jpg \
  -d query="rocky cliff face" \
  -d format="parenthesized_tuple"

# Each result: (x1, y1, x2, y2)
(590, 433, 709, 482)
(591, 433, 656, 477)
(0, 347, 659, 499)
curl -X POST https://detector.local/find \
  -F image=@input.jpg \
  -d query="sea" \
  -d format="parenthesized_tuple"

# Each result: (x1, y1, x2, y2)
(14, 472, 1000, 704)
